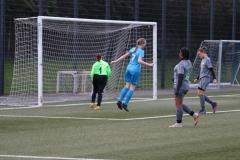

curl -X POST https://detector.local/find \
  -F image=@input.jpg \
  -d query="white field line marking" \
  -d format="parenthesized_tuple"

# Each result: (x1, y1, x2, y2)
(0, 109, 240, 121)
(1, 94, 240, 110)
(0, 155, 110, 160)
(45, 94, 240, 107)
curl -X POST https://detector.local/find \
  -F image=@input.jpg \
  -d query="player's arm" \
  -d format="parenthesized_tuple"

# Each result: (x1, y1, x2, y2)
(209, 67, 217, 84)
(111, 52, 130, 64)
(194, 75, 199, 83)
(107, 64, 111, 80)
(138, 56, 154, 67)
(90, 64, 95, 82)
(175, 74, 184, 96)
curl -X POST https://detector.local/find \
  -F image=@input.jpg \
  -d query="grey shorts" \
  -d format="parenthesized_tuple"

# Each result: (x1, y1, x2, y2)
(173, 88, 188, 99)
(198, 77, 210, 91)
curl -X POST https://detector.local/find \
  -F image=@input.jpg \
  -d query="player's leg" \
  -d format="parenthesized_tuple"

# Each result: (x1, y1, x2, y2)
(95, 76, 107, 110)
(170, 89, 199, 128)
(197, 89, 206, 114)
(117, 70, 131, 110)
(200, 77, 218, 113)
(169, 90, 184, 128)
(90, 75, 99, 108)
(204, 94, 218, 113)
(197, 78, 208, 114)
(122, 72, 140, 112)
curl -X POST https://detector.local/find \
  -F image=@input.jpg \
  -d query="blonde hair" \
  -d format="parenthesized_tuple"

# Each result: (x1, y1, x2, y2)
(132, 38, 146, 53)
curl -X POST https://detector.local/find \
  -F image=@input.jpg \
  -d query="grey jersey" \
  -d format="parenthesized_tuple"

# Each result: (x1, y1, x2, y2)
(174, 60, 192, 90)
(199, 56, 213, 79)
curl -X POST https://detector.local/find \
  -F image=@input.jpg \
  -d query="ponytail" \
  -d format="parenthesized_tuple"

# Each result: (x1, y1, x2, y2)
(132, 38, 146, 54)
(132, 45, 138, 54)
(197, 46, 207, 53)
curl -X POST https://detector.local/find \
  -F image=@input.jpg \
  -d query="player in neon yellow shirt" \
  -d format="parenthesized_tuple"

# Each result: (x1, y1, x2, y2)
(90, 54, 111, 110)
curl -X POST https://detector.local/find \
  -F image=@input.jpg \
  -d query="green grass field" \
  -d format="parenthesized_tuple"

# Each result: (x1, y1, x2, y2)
(0, 90, 239, 160)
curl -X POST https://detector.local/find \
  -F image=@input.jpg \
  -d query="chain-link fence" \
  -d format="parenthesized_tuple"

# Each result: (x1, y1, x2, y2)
(1, 0, 240, 94)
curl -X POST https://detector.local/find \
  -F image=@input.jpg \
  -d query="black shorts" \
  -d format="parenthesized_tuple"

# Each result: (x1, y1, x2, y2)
(92, 74, 107, 93)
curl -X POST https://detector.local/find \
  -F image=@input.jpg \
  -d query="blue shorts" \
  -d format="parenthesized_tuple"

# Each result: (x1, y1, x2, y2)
(124, 69, 141, 85)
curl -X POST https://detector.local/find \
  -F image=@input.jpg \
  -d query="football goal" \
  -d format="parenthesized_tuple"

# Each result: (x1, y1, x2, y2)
(190, 40, 240, 89)
(1, 16, 157, 107)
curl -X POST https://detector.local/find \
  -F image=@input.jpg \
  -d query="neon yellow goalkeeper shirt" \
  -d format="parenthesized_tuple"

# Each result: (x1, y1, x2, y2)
(91, 60, 111, 81)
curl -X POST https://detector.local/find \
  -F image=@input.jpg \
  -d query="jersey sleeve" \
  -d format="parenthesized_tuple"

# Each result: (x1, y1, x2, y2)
(139, 50, 144, 58)
(177, 63, 185, 74)
(90, 63, 95, 81)
(206, 58, 213, 68)
(107, 64, 111, 80)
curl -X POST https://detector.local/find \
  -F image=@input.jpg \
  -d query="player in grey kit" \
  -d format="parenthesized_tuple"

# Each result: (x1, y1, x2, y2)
(169, 47, 200, 128)
(194, 46, 218, 114)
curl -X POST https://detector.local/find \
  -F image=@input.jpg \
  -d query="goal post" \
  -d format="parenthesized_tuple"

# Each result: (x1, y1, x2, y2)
(1, 16, 157, 107)
(190, 40, 240, 90)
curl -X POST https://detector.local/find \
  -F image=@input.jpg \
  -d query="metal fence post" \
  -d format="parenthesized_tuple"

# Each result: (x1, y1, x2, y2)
(39, 0, 43, 16)
(187, 0, 191, 48)
(0, 0, 5, 95)
(161, 0, 166, 89)
(210, 0, 214, 40)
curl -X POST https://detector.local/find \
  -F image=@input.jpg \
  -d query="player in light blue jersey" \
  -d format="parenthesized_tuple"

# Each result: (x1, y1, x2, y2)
(169, 47, 199, 128)
(111, 38, 154, 112)
(194, 46, 218, 114)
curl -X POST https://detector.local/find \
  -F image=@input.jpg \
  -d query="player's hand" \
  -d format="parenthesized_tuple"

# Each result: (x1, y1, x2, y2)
(110, 61, 116, 64)
(194, 79, 198, 83)
(213, 79, 217, 84)
(148, 63, 154, 67)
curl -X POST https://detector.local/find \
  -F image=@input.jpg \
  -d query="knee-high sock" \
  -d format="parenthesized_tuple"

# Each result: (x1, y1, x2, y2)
(119, 87, 129, 102)
(91, 91, 97, 103)
(123, 90, 134, 105)
(199, 94, 205, 110)
(176, 107, 183, 123)
(204, 95, 213, 105)
(182, 104, 194, 116)
(182, 104, 192, 114)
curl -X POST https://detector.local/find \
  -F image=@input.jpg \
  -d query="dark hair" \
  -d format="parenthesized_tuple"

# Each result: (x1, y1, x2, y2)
(132, 38, 146, 53)
(96, 53, 101, 61)
(180, 47, 190, 60)
(197, 46, 207, 53)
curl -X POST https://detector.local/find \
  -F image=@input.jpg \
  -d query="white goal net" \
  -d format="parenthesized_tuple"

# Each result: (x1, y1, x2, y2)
(190, 40, 240, 89)
(1, 16, 157, 106)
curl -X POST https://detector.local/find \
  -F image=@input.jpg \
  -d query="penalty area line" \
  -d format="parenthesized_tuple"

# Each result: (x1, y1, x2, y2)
(0, 155, 111, 160)
(0, 109, 240, 121)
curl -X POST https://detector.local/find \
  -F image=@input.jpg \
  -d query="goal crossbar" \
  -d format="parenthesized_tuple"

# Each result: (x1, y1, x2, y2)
(36, 16, 157, 106)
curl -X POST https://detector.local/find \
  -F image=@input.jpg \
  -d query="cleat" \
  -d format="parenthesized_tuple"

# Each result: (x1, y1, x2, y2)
(198, 109, 206, 114)
(193, 113, 200, 126)
(94, 106, 100, 110)
(169, 123, 182, 128)
(212, 102, 218, 113)
(90, 103, 94, 108)
(117, 101, 123, 110)
(122, 104, 129, 112)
